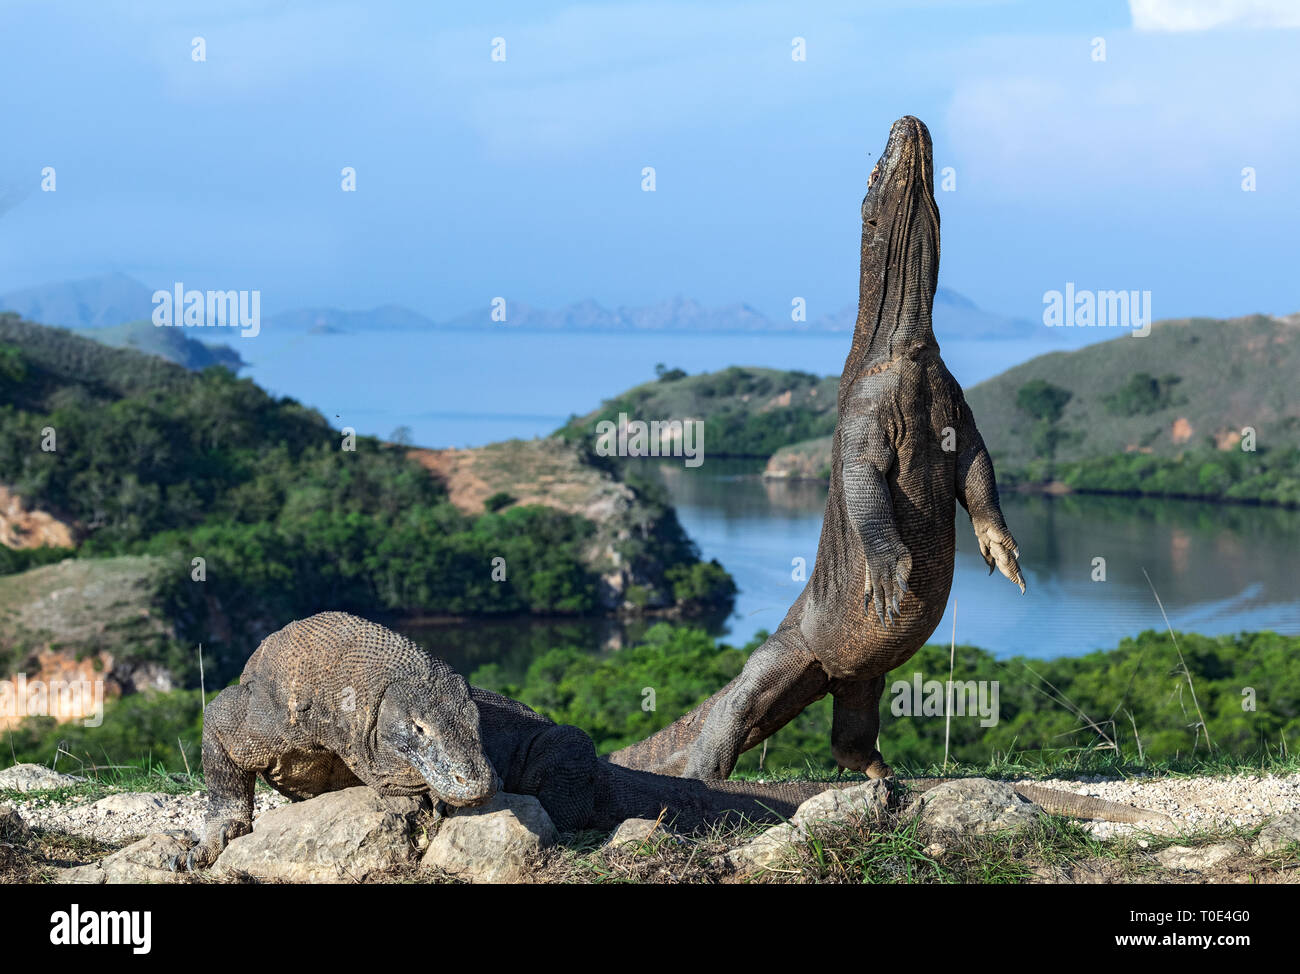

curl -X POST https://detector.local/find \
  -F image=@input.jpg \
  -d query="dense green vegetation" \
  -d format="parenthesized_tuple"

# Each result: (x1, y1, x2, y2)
(475, 625, 1300, 771)
(1002, 446, 1300, 507)
(1103, 371, 1184, 417)
(14, 626, 1292, 773)
(0, 545, 73, 576)
(0, 316, 735, 686)
(1015, 379, 1072, 423)
(1014, 379, 1078, 468)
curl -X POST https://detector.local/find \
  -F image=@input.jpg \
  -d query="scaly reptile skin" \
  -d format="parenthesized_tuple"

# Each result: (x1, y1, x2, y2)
(190, 611, 498, 867)
(475, 686, 1166, 828)
(609, 116, 1025, 781)
(192, 616, 1161, 849)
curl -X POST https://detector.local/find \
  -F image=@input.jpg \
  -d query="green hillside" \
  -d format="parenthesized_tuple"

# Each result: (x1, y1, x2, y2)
(557, 365, 838, 458)
(77, 319, 246, 372)
(965, 313, 1300, 469)
(757, 313, 1299, 505)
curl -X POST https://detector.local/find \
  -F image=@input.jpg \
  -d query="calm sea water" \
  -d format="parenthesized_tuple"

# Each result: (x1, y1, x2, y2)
(406, 460, 1300, 677)
(651, 460, 1300, 656)
(241, 329, 1298, 673)
(242, 329, 1050, 448)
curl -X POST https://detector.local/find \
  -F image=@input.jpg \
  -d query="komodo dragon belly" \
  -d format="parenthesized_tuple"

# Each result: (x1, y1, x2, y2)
(809, 563, 952, 681)
(261, 747, 364, 801)
(804, 448, 957, 680)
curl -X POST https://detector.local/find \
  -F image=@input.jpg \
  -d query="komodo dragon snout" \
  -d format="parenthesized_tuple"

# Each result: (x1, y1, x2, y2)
(377, 679, 499, 807)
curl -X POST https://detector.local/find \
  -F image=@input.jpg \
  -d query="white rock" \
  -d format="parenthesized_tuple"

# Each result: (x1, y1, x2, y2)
(791, 780, 893, 828)
(602, 817, 675, 852)
(1154, 841, 1244, 871)
(1251, 813, 1300, 856)
(422, 792, 557, 884)
(729, 780, 894, 873)
(916, 778, 1042, 835)
(91, 793, 165, 816)
(55, 832, 197, 884)
(0, 763, 83, 793)
(215, 787, 421, 884)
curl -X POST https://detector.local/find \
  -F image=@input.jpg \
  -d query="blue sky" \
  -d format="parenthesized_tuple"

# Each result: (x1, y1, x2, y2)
(1, 0, 1297, 323)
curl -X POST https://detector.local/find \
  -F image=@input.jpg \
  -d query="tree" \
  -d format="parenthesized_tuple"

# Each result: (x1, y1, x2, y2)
(1016, 379, 1072, 423)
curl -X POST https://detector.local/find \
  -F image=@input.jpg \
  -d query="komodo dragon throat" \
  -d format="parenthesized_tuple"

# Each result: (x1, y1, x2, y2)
(609, 116, 1026, 781)
(188, 612, 499, 868)
(190, 616, 1161, 863)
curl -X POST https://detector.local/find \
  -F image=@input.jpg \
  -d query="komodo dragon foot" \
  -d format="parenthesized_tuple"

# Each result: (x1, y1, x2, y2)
(169, 819, 252, 872)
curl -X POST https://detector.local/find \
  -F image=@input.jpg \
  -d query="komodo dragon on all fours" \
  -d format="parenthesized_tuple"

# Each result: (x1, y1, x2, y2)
(190, 614, 1161, 857)
(187, 611, 500, 868)
(609, 115, 1026, 782)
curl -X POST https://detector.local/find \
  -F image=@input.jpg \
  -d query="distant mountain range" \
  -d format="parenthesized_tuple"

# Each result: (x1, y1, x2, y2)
(0, 273, 1043, 342)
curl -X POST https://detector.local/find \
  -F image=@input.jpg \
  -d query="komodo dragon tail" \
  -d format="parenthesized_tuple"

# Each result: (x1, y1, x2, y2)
(605, 677, 740, 777)
(596, 766, 1168, 830)
(903, 779, 1172, 826)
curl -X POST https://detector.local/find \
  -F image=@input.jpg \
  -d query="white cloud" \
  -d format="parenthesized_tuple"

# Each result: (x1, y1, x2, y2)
(1130, 0, 1300, 31)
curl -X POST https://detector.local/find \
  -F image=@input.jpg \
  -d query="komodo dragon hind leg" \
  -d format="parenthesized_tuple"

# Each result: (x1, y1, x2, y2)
(681, 634, 829, 780)
(516, 724, 599, 833)
(179, 684, 256, 870)
(829, 675, 893, 778)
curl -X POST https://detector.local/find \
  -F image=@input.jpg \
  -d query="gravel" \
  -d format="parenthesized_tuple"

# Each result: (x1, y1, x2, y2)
(5, 774, 1299, 845)
(1024, 773, 1300, 839)
(9, 788, 289, 843)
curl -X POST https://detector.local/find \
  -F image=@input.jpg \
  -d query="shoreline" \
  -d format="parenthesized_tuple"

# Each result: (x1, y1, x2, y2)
(759, 471, 1297, 510)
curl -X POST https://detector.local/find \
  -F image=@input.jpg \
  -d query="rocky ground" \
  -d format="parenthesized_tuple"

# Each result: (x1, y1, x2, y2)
(2, 764, 1299, 885)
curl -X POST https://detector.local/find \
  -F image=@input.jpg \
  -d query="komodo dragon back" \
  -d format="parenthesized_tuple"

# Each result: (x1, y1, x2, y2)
(188, 612, 497, 869)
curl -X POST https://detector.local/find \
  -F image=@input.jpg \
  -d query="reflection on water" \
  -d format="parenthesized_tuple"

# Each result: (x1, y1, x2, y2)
(655, 460, 1300, 658)
(396, 460, 1300, 674)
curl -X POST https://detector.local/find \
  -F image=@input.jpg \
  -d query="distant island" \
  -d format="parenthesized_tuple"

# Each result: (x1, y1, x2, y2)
(0, 273, 1043, 340)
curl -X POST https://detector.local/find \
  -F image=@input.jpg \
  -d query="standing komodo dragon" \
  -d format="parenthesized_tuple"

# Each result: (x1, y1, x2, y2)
(191, 614, 1162, 860)
(188, 611, 500, 868)
(609, 115, 1025, 781)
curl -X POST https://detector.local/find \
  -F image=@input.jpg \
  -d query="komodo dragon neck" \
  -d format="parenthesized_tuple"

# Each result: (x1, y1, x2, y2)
(842, 113, 941, 394)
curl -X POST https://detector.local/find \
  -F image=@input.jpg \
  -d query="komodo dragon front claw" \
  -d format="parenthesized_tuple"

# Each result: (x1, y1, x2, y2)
(972, 518, 1025, 594)
(865, 546, 912, 627)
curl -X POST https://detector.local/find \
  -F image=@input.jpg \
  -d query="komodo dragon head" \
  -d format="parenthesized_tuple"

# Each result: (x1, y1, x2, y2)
(374, 671, 499, 807)
(849, 114, 941, 380)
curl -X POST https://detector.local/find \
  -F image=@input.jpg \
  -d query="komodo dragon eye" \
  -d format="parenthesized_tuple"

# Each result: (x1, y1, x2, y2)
(868, 164, 881, 188)
(412, 720, 428, 736)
